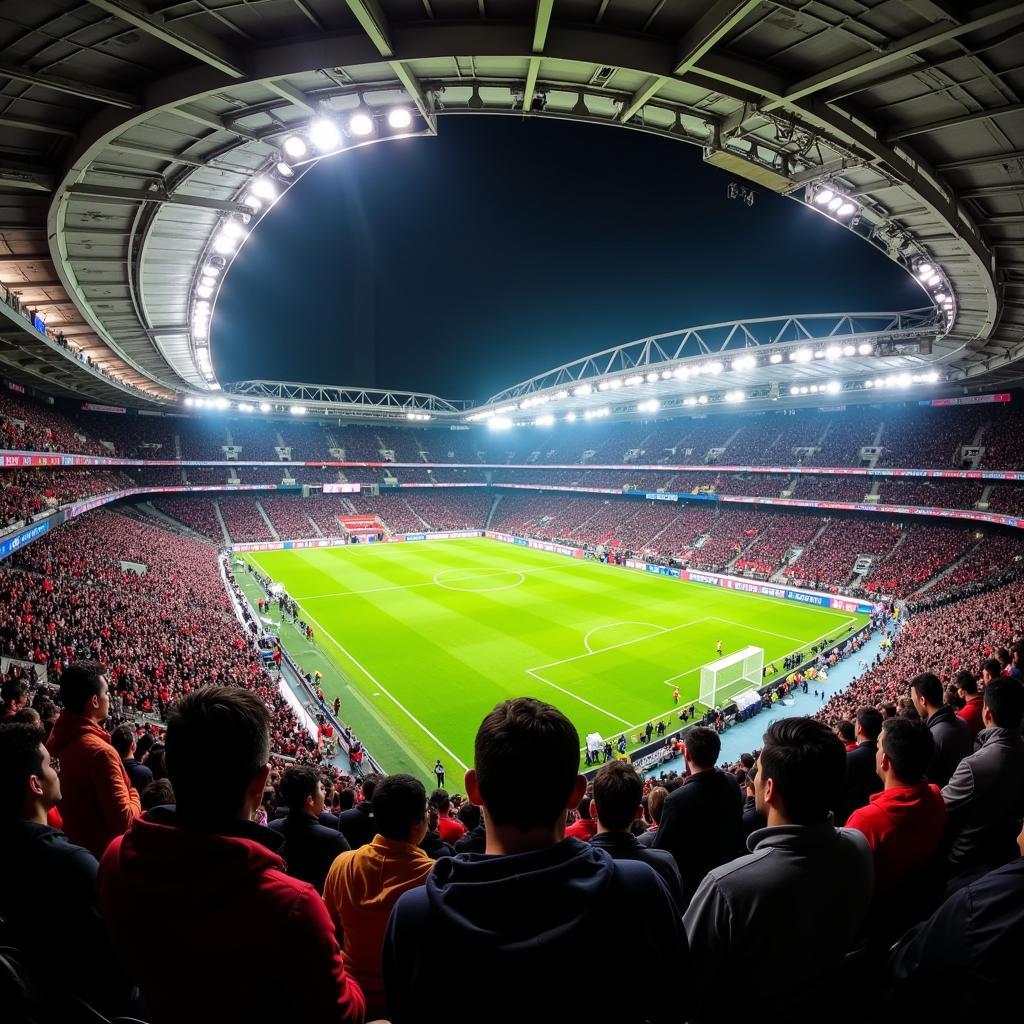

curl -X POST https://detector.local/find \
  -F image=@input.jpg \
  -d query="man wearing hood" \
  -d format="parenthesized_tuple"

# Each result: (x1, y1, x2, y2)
(46, 661, 140, 859)
(383, 697, 687, 1024)
(98, 686, 365, 1024)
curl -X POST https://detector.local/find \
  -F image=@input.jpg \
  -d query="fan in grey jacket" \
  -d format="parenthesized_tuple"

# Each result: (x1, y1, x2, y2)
(683, 718, 873, 1024)
(941, 676, 1024, 875)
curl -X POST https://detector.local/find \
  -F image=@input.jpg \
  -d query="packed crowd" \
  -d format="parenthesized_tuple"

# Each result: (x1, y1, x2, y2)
(786, 519, 902, 587)
(0, 469, 133, 528)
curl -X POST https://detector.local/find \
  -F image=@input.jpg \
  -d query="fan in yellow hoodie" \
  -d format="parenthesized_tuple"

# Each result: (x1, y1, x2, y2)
(322, 773, 434, 1020)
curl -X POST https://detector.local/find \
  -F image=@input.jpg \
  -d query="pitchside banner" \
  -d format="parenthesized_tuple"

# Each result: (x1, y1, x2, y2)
(485, 531, 585, 559)
(0, 518, 51, 560)
(322, 483, 361, 493)
(680, 568, 879, 614)
(232, 530, 483, 553)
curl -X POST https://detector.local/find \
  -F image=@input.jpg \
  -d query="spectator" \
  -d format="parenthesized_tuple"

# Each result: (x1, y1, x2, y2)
(453, 801, 485, 854)
(981, 657, 1003, 689)
(419, 804, 455, 860)
(0, 723, 127, 1016)
(740, 765, 766, 840)
(384, 698, 688, 1024)
(46, 661, 140, 858)
(887, 819, 1024, 1023)
(637, 785, 668, 848)
(563, 786, 597, 840)
(322, 774, 433, 1020)
(110, 724, 154, 794)
(942, 676, 1024, 877)
(654, 726, 744, 903)
(588, 761, 684, 910)
(337, 774, 379, 849)
(834, 719, 856, 751)
(1, 676, 29, 720)
(140, 777, 175, 812)
(954, 670, 985, 738)
(428, 788, 465, 845)
(910, 672, 974, 787)
(98, 686, 365, 1024)
(1007, 641, 1023, 679)
(683, 718, 873, 1023)
(269, 765, 350, 891)
(835, 705, 884, 821)
(845, 717, 945, 931)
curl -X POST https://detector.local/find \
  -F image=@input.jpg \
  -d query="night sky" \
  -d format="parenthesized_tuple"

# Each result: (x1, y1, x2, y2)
(214, 117, 923, 401)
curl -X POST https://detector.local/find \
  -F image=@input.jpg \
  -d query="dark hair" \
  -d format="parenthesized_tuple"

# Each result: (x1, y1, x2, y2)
(879, 717, 935, 783)
(279, 765, 321, 813)
(135, 732, 156, 761)
(110, 724, 136, 758)
(880, 703, 897, 719)
(165, 687, 270, 825)
(996, 648, 1011, 666)
(457, 800, 481, 831)
(140, 777, 175, 812)
(13, 707, 40, 725)
(835, 719, 855, 743)
(574, 788, 592, 821)
(983, 677, 1024, 729)
(981, 658, 1003, 680)
(146, 743, 168, 781)
(373, 774, 427, 841)
(338, 788, 355, 811)
(647, 786, 668, 825)
(0, 724, 46, 819)
(738, 752, 755, 770)
(429, 788, 451, 813)
(910, 672, 943, 709)
(592, 761, 643, 831)
(474, 697, 580, 830)
(684, 726, 721, 769)
(58, 661, 106, 715)
(758, 718, 846, 825)
(360, 774, 381, 802)
(855, 706, 884, 742)
(1, 677, 28, 708)
(954, 670, 978, 696)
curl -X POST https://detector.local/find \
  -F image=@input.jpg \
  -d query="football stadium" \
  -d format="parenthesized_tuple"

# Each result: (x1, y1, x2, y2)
(1, 1, 1022, 1022)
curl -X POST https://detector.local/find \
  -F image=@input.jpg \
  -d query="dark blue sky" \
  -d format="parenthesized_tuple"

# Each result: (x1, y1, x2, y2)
(214, 116, 922, 400)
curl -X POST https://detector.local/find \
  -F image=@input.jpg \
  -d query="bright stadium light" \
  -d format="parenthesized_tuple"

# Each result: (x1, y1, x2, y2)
(814, 188, 834, 205)
(916, 263, 933, 279)
(825, 380, 842, 395)
(223, 219, 246, 239)
(843, 345, 856, 357)
(202, 263, 221, 277)
(697, 395, 708, 405)
(828, 196, 843, 211)
(924, 370, 939, 383)
(259, 402, 272, 413)
(858, 342, 874, 355)
(242, 195, 262, 214)
(637, 399, 660, 413)
(926, 274, 941, 287)
(535, 414, 555, 426)
(646, 372, 659, 383)
(290, 405, 308, 415)
(607, 378, 623, 390)
(388, 107, 412, 129)
(597, 381, 610, 391)
(349, 112, 374, 136)
(488, 416, 513, 430)
(200, 275, 217, 288)
(769, 352, 783, 364)
(789, 386, 800, 395)
(837, 202, 856, 217)
(275, 161, 295, 178)
(792, 348, 813, 363)
(826, 346, 842, 360)
(864, 380, 874, 389)
(214, 398, 230, 410)
(249, 177, 277, 200)
(707, 361, 724, 375)
(573, 383, 592, 397)
(184, 396, 195, 407)
(283, 136, 307, 159)
(555, 390, 569, 400)
(732, 354, 756, 371)
(310, 119, 341, 151)
(213, 232, 237, 255)
(673, 366, 689, 379)
(196, 284, 214, 299)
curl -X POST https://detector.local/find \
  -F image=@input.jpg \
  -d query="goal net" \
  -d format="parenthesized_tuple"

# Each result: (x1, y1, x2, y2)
(698, 645, 764, 710)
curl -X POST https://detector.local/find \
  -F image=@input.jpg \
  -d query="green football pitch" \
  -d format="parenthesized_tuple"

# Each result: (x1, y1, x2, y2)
(244, 538, 869, 779)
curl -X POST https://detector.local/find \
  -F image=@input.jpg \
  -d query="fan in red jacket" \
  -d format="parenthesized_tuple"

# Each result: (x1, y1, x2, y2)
(98, 686, 364, 1024)
(845, 717, 946, 895)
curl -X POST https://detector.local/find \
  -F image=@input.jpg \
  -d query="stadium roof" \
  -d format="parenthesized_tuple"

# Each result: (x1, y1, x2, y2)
(0, 0, 1021, 416)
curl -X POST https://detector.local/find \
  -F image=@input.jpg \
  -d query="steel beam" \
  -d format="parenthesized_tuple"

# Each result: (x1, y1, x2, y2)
(343, 0, 394, 57)
(938, 149, 1024, 171)
(533, 0, 555, 53)
(265, 79, 318, 114)
(618, 76, 666, 123)
(887, 101, 1024, 141)
(959, 184, 1024, 199)
(0, 254, 53, 265)
(64, 182, 253, 214)
(388, 63, 437, 133)
(0, 166, 53, 192)
(174, 105, 263, 144)
(84, 0, 244, 78)
(0, 62, 136, 108)
(675, 0, 761, 74)
(0, 115, 76, 138)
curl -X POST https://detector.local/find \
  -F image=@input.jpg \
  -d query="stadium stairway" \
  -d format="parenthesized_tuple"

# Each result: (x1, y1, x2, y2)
(485, 493, 503, 528)
(213, 501, 231, 545)
(135, 501, 216, 546)
(256, 501, 280, 541)
(912, 537, 985, 598)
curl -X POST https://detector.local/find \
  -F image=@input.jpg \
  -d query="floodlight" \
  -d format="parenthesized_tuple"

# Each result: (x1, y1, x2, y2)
(488, 416, 513, 430)
(926, 274, 941, 287)
(828, 196, 842, 211)
(535, 414, 555, 426)
(259, 402, 272, 413)
(810, 385, 819, 394)
(826, 346, 842, 360)
(573, 384, 592, 397)
(814, 350, 826, 359)
(223, 219, 246, 239)
(793, 348, 813, 363)
(917, 264, 933, 278)
(789, 386, 799, 395)
(565, 412, 576, 422)
(864, 380, 874, 389)
(842, 345, 856, 357)
(388, 107, 412, 129)
(290, 405, 308, 415)
(897, 373, 913, 387)
(310, 119, 341, 151)
(924, 371, 939, 383)
(284, 136, 307, 159)
(598, 381, 610, 391)
(769, 352, 783, 364)
(202, 264, 221, 277)
(214, 398, 230, 410)
(697, 395, 708, 405)
(825, 380, 842, 394)
(673, 366, 689, 379)
(934, 292, 947, 303)
(349, 112, 374, 136)
(249, 177, 277, 200)
(196, 284, 214, 299)
(858, 342, 873, 355)
(200, 276, 217, 288)
(837, 203, 856, 217)
(193, 323, 208, 340)
(815, 189, 834, 205)
(242, 195, 262, 213)
(213, 232, 237, 255)
(707, 361, 724, 374)
(732, 355, 756, 371)
(184, 397, 195, 407)
(624, 375, 643, 386)
(275, 161, 294, 177)
(661, 369, 672, 380)
(646, 372, 659, 383)
(607, 378, 623, 389)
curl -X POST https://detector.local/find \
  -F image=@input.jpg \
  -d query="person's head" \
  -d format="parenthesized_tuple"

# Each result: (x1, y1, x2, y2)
(981, 658, 1003, 686)
(110, 724, 137, 760)
(982, 676, 1024, 730)
(880, 703, 897, 719)
(591, 761, 643, 832)
(279, 765, 325, 818)
(58, 661, 109, 722)
(876, 717, 935, 787)
(165, 686, 270, 827)
(466, 698, 585, 844)
(954, 670, 978, 700)
(13, 707, 40, 726)
(855, 706, 883, 744)
(1, 677, 29, 712)
(646, 786, 668, 826)
(359, 774, 381, 803)
(683, 727, 720, 771)
(0, 724, 59, 822)
(373, 774, 429, 844)
(135, 731, 156, 762)
(834, 720, 855, 745)
(1011, 642, 1023, 669)
(140, 777, 175, 812)
(909, 672, 943, 715)
(337, 788, 355, 811)
(755, 718, 845, 826)
(574, 788, 592, 822)
(996, 648, 1011, 670)
(429, 788, 451, 815)
(457, 800, 481, 831)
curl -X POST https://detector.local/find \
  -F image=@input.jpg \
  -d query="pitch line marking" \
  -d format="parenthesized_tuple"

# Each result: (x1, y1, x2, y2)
(295, 604, 470, 772)
(525, 667, 633, 728)
(583, 621, 667, 654)
(433, 568, 526, 592)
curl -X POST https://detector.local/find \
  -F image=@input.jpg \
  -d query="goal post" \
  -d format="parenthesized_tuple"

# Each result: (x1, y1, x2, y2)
(698, 645, 764, 710)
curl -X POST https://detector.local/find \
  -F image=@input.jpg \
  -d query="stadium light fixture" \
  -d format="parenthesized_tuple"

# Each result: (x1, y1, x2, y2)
(789, 386, 799, 396)
(488, 416, 513, 430)
(843, 345, 856, 357)
(283, 136, 307, 159)
(916, 263, 933, 279)
(554, 390, 569, 400)
(645, 372, 659, 383)
(864, 380, 874, 389)
(290, 405, 308, 415)
(573, 384, 593, 397)
(732, 354, 756, 371)
(259, 402, 272, 413)
(814, 188, 834, 205)
(310, 119, 341, 151)
(184, 396, 194, 407)
(792, 348, 813, 363)
(623, 375, 643, 387)
(388, 107, 412, 129)
(202, 263, 221, 277)
(214, 398, 230, 410)
(813, 350, 826, 359)
(597, 381, 610, 391)
(827, 196, 843, 211)
(926, 274, 941, 287)
(707, 361, 724, 375)
(826, 345, 842, 360)
(673, 366, 689, 379)
(195, 284, 213, 299)
(275, 161, 294, 178)
(607, 378, 623, 390)
(769, 352, 783, 364)
(637, 399, 660, 413)
(858, 342, 874, 355)
(534, 414, 555, 426)
(213, 232, 237, 255)
(660, 369, 673, 380)
(249, 177, 277, 201)
(697, 395, 708, 405)
(565, 411, 577, 422)
(349, 112, 374, 136)
(825, 380, 842, 395)
(200, 276, 216, 288)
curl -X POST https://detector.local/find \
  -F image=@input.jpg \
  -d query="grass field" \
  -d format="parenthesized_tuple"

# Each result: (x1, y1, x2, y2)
(244, 538, 869, 779)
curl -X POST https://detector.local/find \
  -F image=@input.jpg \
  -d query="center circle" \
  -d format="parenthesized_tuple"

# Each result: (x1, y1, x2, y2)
(433, 568, 527, 592)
